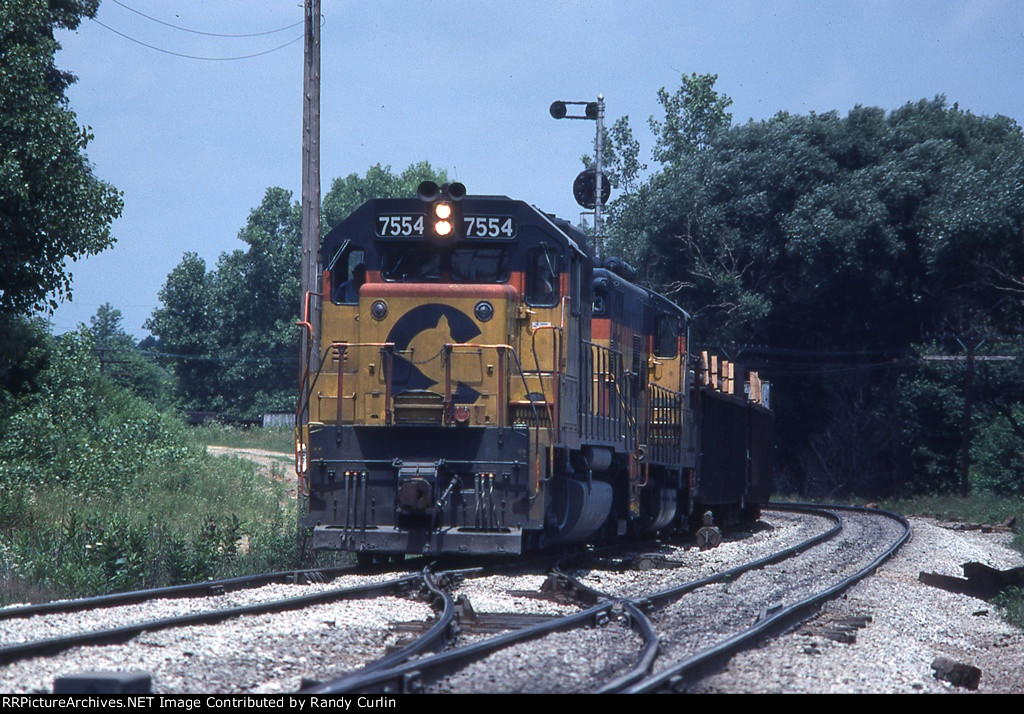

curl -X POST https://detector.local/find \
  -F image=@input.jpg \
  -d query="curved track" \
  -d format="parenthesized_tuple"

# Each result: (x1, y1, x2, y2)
(0, 505, 910, 693)
(304, 504, 908, 694)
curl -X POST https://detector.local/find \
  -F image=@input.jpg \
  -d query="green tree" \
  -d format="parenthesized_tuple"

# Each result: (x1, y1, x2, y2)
(598, 73, 1024, 495)
(0, 0, 122, 315)
(212, 187, 302, 419)
(582, 116, 647, 194)
(145, 253, 218, 412)
(649, 72, 734, 163)
(89, 302, 173, 406)
(0, 314, 51, 417)
(630, 99, 1024, 349)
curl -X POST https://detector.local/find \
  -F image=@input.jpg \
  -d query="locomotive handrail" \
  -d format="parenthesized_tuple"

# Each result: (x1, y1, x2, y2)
(295, 290, 322, 425)
(440, 342, 542, 430)
(581, 340, 625, 444)
(295, 290, 323, 496)
(317, 339, 544, 433)
(529, 323, 564, 442)
(644, 382, 685, 466)
(324, 341, 396, 425)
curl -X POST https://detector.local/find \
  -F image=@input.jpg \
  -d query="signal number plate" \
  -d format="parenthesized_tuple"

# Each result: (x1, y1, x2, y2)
(377, 214, 425, 237)
(464, 216, 516, 238)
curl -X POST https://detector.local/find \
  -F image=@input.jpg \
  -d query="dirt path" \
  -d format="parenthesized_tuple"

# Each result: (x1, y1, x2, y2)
(205, 445, 296, 500)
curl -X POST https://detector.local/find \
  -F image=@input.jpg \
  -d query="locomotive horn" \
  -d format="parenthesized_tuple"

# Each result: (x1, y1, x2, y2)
(446, 182, 467, 201)
(417, 180, 440, 202)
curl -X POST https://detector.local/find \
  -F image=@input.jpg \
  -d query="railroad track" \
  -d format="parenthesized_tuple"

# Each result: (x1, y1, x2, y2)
(0, 505, 909, 693)
(305, 504, 910, 693)
(0, 565, 434, 692)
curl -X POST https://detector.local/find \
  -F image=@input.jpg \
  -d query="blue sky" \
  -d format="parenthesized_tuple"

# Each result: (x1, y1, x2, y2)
(49, 0, 1024, 338)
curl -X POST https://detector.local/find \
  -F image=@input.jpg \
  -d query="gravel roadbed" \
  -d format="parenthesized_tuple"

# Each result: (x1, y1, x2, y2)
(429, 620, 642, 693)
(0, 572, 402, 646)
(691, 516, 1024, 693)
(572, 510, 834, 598)
(0, 585, 430, 693)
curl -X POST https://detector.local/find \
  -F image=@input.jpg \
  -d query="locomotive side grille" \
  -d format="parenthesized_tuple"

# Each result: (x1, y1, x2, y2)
(510, 403, 550, 427)
(392, 390, 445, 424)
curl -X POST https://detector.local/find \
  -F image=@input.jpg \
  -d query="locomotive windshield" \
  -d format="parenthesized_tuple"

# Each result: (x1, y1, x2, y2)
(380, 245, 441, 281)
(450, 247, 511, 283)
(379, 243, 511, 283)
(526, 244, 560, 306)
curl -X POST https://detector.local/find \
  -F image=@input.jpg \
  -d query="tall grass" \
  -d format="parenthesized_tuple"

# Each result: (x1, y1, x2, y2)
(0, 329, 303, 605)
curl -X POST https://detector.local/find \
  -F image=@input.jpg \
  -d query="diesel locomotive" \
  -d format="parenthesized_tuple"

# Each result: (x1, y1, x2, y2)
(295, 181, 772, 558)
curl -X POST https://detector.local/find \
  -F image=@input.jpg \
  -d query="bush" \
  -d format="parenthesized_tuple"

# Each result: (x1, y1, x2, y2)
(972, 404, 1024, 496)
(0, 328, 191, 492)
(0, 327, 301, 603)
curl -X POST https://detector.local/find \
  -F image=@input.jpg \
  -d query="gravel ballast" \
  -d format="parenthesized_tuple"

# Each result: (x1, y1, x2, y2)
(0, 512, 1020, 694)
(691, 516, 1024, 693)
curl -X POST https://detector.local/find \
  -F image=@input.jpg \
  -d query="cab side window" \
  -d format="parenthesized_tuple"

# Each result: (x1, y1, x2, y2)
(654, 315, 680, 358)
(331, 248, 366, 304)
(526, 245, 560, 306)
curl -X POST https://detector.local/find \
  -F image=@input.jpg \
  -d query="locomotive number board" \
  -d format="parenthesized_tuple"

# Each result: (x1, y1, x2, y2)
(377, 214, 426, 237)
(376, 214, 518, 238)
(463, 215, 517, 238)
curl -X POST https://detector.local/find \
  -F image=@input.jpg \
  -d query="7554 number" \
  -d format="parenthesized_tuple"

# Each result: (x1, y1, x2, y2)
(463, 216, 516, 238)
(377, 214, 425, 237)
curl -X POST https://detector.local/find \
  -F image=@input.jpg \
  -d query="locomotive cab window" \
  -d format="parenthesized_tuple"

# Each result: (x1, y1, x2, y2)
(451, 247, 511, 283)
(331, 247, 366, 304)
(380, 244, 441, 281)
(526, 245, 560, 306)
(654, 315, 680, 358)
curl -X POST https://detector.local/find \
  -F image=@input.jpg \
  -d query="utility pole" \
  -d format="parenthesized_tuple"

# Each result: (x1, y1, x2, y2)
(923, 338, 1011, 497)
(593, 94, 604, 258)
(299, 0, 321, 405)
(957, 336, 982, 498)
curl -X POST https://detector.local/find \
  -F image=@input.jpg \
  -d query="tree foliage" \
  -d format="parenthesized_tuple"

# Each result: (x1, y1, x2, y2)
(146, 190, 300, 419)
(212, 187, 302, 419)
(649, 72, 734, 162)
(88, 302, 173, 406)
(145, 253, 219, 412)
(0, 0, 122, 315)
(624, 97, 1024, 349)
(599, 73, 1024, 496)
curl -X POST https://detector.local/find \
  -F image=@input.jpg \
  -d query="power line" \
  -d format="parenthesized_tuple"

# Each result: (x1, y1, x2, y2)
(92, 19, 304, 61)
(109, 1, 302, 38)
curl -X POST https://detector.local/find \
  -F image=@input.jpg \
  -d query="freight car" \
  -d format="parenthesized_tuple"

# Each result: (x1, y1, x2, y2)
(295, 181, 772, 558)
